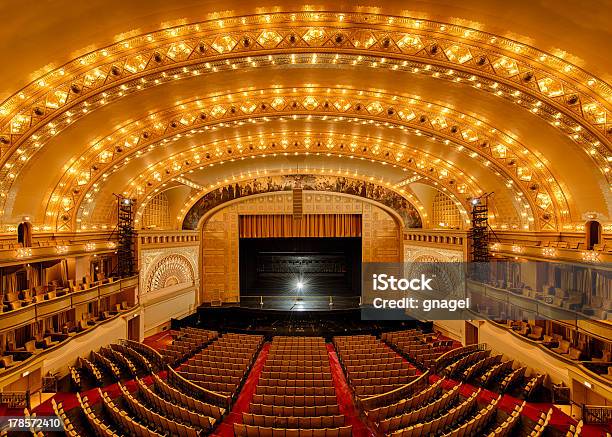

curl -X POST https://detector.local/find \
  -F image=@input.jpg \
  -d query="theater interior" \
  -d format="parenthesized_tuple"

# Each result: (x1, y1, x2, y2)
(0, 1, 610, 436)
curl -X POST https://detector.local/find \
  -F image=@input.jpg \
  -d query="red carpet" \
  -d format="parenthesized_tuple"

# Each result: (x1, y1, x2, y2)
(429, 374, 609, 436)
(326, 344, 376, 437)
(143, 330, 175, 351)
(211, 343, 270, 437)
(32, 372, 162, 416)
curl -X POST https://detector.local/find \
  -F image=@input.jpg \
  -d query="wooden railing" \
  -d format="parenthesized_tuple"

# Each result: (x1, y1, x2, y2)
(582, 405, 612, 425)
(0, 390, 30, 409)
(359, 371, 429, 411)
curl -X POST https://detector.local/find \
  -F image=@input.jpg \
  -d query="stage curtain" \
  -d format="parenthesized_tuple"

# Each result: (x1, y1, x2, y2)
(239, 214, 362, 238)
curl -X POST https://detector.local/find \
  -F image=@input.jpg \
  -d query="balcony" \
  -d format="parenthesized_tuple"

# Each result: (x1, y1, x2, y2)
(0, 276, 139, 333)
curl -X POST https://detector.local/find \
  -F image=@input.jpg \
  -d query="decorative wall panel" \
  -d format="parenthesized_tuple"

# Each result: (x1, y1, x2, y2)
(404, 244, 463, 263)
(140, 246, 198, 294)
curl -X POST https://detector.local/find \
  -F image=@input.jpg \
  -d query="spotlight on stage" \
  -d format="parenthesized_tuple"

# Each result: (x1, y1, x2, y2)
(296, 281, 304, 290)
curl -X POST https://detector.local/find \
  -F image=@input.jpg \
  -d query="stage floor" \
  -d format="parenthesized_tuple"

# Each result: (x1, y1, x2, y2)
(230, 295, 361, 311)
(180, 305, 426, 338)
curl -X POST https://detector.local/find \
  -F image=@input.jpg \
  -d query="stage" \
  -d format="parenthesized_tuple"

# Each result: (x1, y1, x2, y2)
(235, 294, 361, 311)
(172, 305, 430, 338)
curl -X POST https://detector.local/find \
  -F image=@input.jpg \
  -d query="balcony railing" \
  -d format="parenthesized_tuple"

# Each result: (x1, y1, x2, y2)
(0, 276, 138, 333)
(582, 405, 612, 425)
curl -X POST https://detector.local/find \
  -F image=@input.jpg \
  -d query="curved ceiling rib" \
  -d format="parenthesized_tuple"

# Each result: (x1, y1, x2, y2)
(0, 10, 609, 234)
(36, 87, 562, 231)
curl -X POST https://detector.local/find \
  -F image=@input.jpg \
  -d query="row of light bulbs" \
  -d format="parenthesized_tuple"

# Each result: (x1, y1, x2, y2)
(1, 51, 606, 213)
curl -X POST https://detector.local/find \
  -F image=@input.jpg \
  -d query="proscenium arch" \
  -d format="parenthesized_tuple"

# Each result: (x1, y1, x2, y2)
(100, 161, 479, 232)
(171, 173, 429, 231)
(124, 151, 475, 227)
(193, 187, 409, 237)
(132, 170, 434, 229)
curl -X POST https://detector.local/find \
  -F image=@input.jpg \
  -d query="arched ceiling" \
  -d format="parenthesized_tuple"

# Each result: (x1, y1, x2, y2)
(0, 1, 610, 233)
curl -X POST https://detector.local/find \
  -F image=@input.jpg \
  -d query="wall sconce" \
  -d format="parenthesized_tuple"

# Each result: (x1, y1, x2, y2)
(511, 245, 523, 253)
(85, 242, 96, 252)
(107, 241, 117, 249)
(55, 245, 68, 254)
(542, 247, 556, 257)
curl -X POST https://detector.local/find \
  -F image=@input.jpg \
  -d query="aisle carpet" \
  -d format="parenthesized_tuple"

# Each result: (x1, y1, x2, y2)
(326, 344, 376, 437)
(211, 343, 270, 437)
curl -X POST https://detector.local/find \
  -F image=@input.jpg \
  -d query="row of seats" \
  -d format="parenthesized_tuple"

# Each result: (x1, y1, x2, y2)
(233, 424, 352, 437)
(364, 378, 445, 422)
(98, 388, 164, 437)
(247, 336, 348, 436)
(160, 327, 218, 365)
(79, 356, 102, 381)
(52, 398, 79, 437)
(111, 343, 154, 374)
(180, 332, 263, 401)
(431, 344, 481, 374)
(499, 366, 527, 393)
(242, 413, 345, 428)
(121, 339, 167, 370)
(382, 329, 453, 369)
(378, 384, 462, 433)
(333, 335, 418, 401)
(443, 350, 491, 378)
(135, 378, 216, 431)
(151, 372, 226, 419)
(460, 354, 502, 382)
(167, 365, 232, 408)
(257, 386, 335, 396)
(92, 350, 122, 380)
(119, 383, 200, 436)
(69, 366, 82, 391)
(251, 394, 337, 407)
(100, 346, 137, 377)
(479, 360, 514, 388)
(388, 389, 483, 437)
(485, 401, 525, 437)
(78, 391, 123, 437)
(439, 395, 501, 437)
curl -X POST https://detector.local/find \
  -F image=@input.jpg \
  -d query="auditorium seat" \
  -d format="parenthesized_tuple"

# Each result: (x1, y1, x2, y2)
(333, 334, 419, 403)
(246, 336, 350, 436)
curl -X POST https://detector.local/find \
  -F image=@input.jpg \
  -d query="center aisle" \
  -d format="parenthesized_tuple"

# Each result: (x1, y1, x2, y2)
(326, 343, 376, 437)
(212, 342, 271, 437)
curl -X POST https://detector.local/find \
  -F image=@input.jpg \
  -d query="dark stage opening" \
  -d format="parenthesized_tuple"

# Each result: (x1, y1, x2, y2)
(239, 237, 362, 299)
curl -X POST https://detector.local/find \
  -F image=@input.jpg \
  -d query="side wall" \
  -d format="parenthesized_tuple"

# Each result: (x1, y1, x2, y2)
(137, 231, 200, 334)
